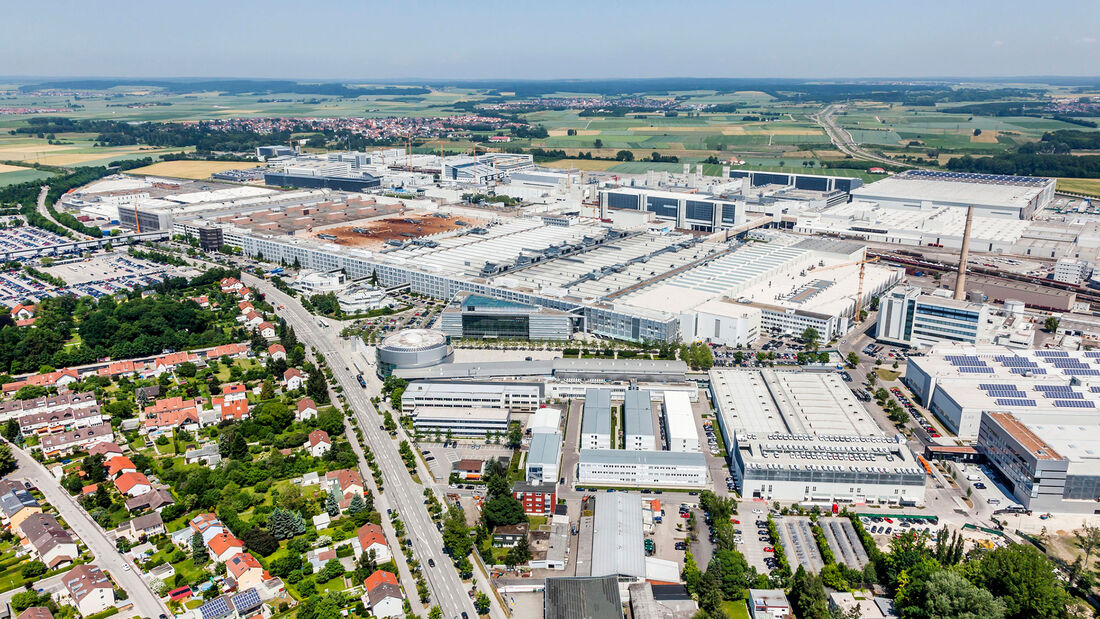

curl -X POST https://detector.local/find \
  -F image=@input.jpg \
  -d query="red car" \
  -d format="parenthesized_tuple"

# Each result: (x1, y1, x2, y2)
(763, 546, 774, 553)
(731, 519, 740, 524)
(884, 518, 894, 523)
(680, 512, 691, 518)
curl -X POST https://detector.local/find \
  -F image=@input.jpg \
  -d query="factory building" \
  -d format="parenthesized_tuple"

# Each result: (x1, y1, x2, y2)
(527, 432, 562, 484)
(410, 407, 510, 437)
(849, 170, 1055, 220)
(1054, 258, 1094, 286)
(876, 286, 996, 348)
(598, 187, 746, 232)
(438, 293, 575, 341)
(581, 389, 613, 450)
(263, 170, 381, 192)
(375, 329, 454, 378)
(728, 169, 863, 195)
(711, 369, 926, 505)
(255, 145, 297, 161)
(443, 153, 534, 184)
(662, 391, 699, 452)
(400, 382, 540, 415)
(622, 390, 655, 451)
(577, 450, 708, 488)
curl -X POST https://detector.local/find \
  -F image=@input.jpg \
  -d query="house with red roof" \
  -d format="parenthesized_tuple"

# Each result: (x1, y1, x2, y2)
(213, 397, 249, 422)
(208, 343, 247, 360)
(221, 383, 247, 402)
(153, 352, 199, 376)
(283, 368, 304, 390)
(325, 468, 363, 498)
(220, 278, 243, 293)
(257, 322, 276, 339)
(355, 524, 391, 563)
(142, 408, 199, 437)
(226, 552, 270, 590)
(238, 287, 252, 298)
(208, 532, 245, 563)
(361, 570, 403, 618)
(97, 359, 146, 378)
(87, 442, 124, 458)
(114, 472, 151, 497)
(306, 430, 331, 457)
(242, 310, 263, 329)
(268, 344, 286, 362)
(296, 397, 317, 420)
(11, 304, 35, 321)
(105, 456, 136, 478)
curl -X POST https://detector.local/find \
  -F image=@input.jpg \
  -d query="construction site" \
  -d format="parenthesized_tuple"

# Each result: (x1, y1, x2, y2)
(313, 212, 485, 249)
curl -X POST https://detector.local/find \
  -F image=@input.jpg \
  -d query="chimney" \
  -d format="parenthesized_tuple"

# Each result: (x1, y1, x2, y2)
(954, 205, 975, 300)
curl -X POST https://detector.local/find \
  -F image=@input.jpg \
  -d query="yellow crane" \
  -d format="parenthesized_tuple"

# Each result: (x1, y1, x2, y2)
(806, 253, 880, 322)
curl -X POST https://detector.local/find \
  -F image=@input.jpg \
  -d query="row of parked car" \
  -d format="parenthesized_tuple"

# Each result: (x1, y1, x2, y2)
(890, 386, 940, 437)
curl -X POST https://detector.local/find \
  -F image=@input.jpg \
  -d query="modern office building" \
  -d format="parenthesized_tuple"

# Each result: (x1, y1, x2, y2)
(662, 391, 699, 452)
(876, 285, 995, 348)
(410, 407, 511, 437)
(256, 145, 297, 161)
(623, 390, 655, 451)
(577, 450, 708, 488)
(375, 329, 454, 377)
(1054, 258, 1094, 286)
(729, 169, 863, 195)
(711, 369, 926, 505)
(581, 388, 613, 450)
(443, 153, 534, 184)
(263, 169, 381, 192)
(438, 293, 575, 341)
(849, 170, 1056, 220)
(598, 187, 746, 232)
(527, 432, 562, 484)
(400, 382, 540, 414)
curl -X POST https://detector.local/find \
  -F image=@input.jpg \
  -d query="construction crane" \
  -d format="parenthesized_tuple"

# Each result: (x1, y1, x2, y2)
(806, 253, 880, 322)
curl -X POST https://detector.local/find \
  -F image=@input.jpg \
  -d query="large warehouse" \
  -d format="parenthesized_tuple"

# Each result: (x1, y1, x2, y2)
(849, 170, 1056, 220)
(710, 369, 926, 506)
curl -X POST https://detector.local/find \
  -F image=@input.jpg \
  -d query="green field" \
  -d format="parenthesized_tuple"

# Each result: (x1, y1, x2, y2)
(0, 167, 55, 186)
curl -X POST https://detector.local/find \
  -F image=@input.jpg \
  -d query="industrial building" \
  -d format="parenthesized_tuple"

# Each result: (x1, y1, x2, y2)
(399, 382, 540, 414)
(598, 187, 746, 232)
(711, 369, 926, 505)
(849, 170, 1056, 220)
(906, 346, 1100, 439)
(410, 407, 510, 437)
(876, 286, 996, 348)
(662, 391, 699, 452)
(442, 153, 534, 184)
(729, 169, 863, 195)
(581, 388, 613, 450)
(577, 449, 708, 488)
(438, 292, 576, 341)
(375, 329, 454, 377)
(526, 431, 561, 484)
(623, 390, 655, 451)
(1055, 258, 1094, 286)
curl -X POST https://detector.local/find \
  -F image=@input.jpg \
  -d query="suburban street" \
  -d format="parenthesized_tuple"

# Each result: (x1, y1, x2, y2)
(244, 274, 501, 619)
(8, 443, 170, 619)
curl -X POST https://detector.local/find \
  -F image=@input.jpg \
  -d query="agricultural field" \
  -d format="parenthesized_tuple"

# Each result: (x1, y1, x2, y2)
(125, 159, 261, 179)
(1057, 178, 1100, 198)
(0, 133, 187, 168)
(0, 163, 55, 187)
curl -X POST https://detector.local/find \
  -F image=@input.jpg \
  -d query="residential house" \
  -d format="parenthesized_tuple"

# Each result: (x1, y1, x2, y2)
(306, 430, 331, 457)
(19, 513, 77, 568)
(220, 383, 247, 402)
(283, 368, 303, 390)
(62, 565, 115, 616)
(15, 608, 54, 619)
(213, 397, 249, 422)
(11, 304, 35, 321)
(0, 391, 98, 422)
(268, 344, 286, 362)
(106, 456, 137, 478)
(243, 311, 263, 329)
(184, 444, 222, 468)
(226, 552, 270, 590)
(87, 442, 124, 459)
(237, 301, 254, 313)
(355, 523, 391, 563)
(97, 360, 145, 378)
(220, 278, 244, 293)
(142, 408, 200, 437)
(362, 571, 403, 619)
(19, 405, 105, 436)
(0, 486, 41, 531)
(324, 469, 363, 500)
(190, 513, 225, 546)
(512, 481, 556, 516)
(257, 322, 276, 340)
(306, 547, 338, 574)
(2, 369, 79, 394)
(296, 398, 317, 421)
(492, 523, 528, 548)
(115, 472, 152, 497)
(452, 459, 484, 481)
(749, 589, 792, 619)
(39, 424, 114, 457)
(208, 343, 247, 360)
(128, 512, 166, 541)
(208, 532, 245, 563)
(153, 351, 199, 376)
(125, 489, 175, 513)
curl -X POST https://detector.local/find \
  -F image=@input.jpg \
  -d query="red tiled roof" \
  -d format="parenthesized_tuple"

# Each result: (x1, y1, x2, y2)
(363, 570, 398, 592)
(114, 472, 150, 494)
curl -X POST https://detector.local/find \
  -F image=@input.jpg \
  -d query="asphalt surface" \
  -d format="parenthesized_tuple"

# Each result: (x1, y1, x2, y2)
(245, 274, 500, 619)
(811, 104, 925, 169)
(9, 443, 169, 619)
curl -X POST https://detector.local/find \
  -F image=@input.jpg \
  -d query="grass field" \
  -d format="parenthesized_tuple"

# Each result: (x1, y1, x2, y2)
(125, 159, 261, 179)
(0, 167, 55, 187)
(721, 600, 751, 619)
(1057, 178, 1100, 198)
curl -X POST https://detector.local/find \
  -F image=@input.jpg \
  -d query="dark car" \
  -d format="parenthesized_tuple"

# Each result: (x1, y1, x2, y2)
(428, 558, 435, 568)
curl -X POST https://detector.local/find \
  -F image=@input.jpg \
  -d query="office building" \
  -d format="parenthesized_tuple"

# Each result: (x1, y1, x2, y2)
(256, 145, 297, 161)
(577, 450, 708, 488)
(527, 432, 561, 484)
(623, 390, 655, 451)
(711, 369, 926, 505)
(375, 329, 454, 377)
(400, 382, 539, 414)
(729, 169, 863, 194)
(581, 388, 613, 450)
(849, 170, 1055, 220)
(443, 153, 534, 184)
(876, 286, 995, 348)
(410, 407, 510, 437)
(663, 391, 699, 452)
(1055, 258, 1093, 286)
(512, 481, 557, 516)
(599, 187, 745, 232)
(439, 293, 575, 341)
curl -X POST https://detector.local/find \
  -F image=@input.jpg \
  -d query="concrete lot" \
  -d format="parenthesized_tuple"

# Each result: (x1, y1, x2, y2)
(423, 441, 514, 483)
(739, 505, 774, 573)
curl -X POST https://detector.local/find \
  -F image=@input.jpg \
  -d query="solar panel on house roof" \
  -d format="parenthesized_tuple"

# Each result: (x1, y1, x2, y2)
(231, 589, 262, 614)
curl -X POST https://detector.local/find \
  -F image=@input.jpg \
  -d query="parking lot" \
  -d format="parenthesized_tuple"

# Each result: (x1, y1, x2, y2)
(860, 513, 941, 545)
(819, 518, 869, 569)
(422, 441, 515, 483)
(738, 502, 776, 573)
(0, 253, 180, 304)
(776, 516, 825, 573)
(0, 226, 69, 254)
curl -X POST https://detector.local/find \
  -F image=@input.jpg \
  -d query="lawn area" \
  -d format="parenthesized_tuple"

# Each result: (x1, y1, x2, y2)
(1058, 178, 1100, 198)
(721, 600, 751, 619)
(874, 369, 902, 382)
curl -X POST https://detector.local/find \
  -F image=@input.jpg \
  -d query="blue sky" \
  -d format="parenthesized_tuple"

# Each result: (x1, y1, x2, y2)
(3, 0, 1098, 80)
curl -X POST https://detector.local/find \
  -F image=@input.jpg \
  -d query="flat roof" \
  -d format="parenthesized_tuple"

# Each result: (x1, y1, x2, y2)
(591, 492, 645, 578)
(663, 390, 696, 444)
(581, 389, 612, 436)
(578, 449, 707, 467)
(622, 390, 654, 439)
(544, 576, 622, 619)
(411, 407, 511, 422)
(528, 432, 562, 466)
(851, 171, 1052, 209)
(987, 412, 1062, 461)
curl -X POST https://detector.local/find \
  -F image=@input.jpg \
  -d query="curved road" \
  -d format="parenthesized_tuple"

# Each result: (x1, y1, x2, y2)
(9, 443, 170, 619)
(811, 104, 927, 169)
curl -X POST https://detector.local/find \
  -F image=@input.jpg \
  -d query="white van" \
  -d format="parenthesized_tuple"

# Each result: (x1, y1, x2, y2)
(966, 475, 981, 481)
(987, 498, 1001, 505)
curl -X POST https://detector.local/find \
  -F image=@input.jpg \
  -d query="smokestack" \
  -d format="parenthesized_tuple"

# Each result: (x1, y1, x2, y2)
(954, 205, 975, 300)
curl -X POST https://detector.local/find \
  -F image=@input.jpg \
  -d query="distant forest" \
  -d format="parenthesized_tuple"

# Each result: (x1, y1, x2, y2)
(18, 79, 429, 97)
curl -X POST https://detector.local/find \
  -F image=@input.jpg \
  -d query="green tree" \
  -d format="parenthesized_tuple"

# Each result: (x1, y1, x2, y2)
(2, 418, 19, 442)
(81, 453, 107, 483)
(348, 493, 366, 515)
(801, 327, 820, 351)
(1074, 523, 1100, 569)
(505, 534, 532, 567)
(505, 421, 523, 449)
(474, 592, 491, 614)
(192, 530, 208, 565)
(428, 607, 442, 619)
(895, 565, 1004, 619)
(846, 352, 860, 368)
(788, 565, 828, 619)
(0, 443, 17, 477)
(973, 544, 1070, 619)
(615, 150, 634, 161)
(307, 368, 330, 404)
(483, 494, 525, 529)
(325, 488, 340, 518)
(705, 548, 749, 601)
(241, 527, 278, 556)
(1044, 316, 1060, 333)
(260, 379, 275, 400)
(442, 505, 473, 558)
(682, 549, 702, 595)
(20, 560, 46, 579)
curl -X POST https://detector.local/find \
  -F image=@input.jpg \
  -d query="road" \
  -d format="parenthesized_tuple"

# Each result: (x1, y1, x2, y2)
(244, 274, 497, 619)
(8, 444, 169, 619)
(810, 104, 925, 169)
(35, 186, 92, 241)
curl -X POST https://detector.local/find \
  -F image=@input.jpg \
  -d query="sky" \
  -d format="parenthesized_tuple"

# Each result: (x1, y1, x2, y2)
(2, 0, 1098, 81)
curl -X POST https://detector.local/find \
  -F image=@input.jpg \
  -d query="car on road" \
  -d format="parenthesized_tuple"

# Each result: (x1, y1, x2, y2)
(428, 558, 435, 568)
(974, 482, 987, 489)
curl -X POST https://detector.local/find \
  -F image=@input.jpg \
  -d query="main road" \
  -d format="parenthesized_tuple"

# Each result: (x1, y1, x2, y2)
(243, 274, 497, 619)
(810, 104, 926, 169)
(8, 443, 170, 619)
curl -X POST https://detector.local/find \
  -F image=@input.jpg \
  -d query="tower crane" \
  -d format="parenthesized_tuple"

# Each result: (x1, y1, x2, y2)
(805, 253, 880, 321)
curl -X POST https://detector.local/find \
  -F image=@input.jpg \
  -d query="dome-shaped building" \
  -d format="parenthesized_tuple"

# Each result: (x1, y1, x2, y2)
(375, 329, 454, 377)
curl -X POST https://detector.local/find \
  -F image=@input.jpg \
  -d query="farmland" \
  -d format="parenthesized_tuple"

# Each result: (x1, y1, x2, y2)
(125, 159, 261, 179)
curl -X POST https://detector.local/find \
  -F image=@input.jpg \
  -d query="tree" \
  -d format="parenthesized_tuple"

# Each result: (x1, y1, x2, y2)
(846, 352, 860, 368)
(0, 443, 16, 477)
(191, 530, 209, 565)
(1044, 316, 1060, 333)
(895, 565, 1003, 619)
(505, 534, 532, 567)
(594, 139, 603, 149)
(2, 418, 19, 442)
(801, 327, 820, 351)
(682, 550, 703, 595)
(81, 453, 107, 483)
(705, 548, 749, 601)
(615, 150, 634, 161)
(428, 607, 442, 619)
(348, 493, 366, 515)
(325, 488, 340, 518)
(307, 369, 330, 404)
(177, 362, 197, 377)
(442, 505, 473, 558)
(483, 495, 525, 529)
(788, 565, 828, 619)
(474, 592, 491, 615)
(505, 422, 523, 449)
(1075, 524, 1100, 569)
(260, 379, 275, 400)
(973, 544, 1070, 619)
(20, 560, 46, 579)
(241, 527, 278, 557)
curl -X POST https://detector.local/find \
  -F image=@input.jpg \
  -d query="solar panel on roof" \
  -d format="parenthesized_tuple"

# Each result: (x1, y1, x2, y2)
(979, 383, 1016, 391)
(959, 366, 994, 374)
(232, 589, 262, 614)
(1035, 350, 1069, 357)
(1044, 391, 1083, 399)
(1054, 400, 1096, 408)
(994, 399, 1036, 407)
(1065, 369, 1100, 376)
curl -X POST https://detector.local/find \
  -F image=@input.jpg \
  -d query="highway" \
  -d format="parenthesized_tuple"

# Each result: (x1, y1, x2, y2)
(36, 185, 92, 241)
(811, 104, 925, 169)
(244, 274, 496, 619)
(8, 443, 169, 619)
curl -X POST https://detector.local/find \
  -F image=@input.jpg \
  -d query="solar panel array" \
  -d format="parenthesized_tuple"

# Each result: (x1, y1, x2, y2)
(231, 589, 262, 615)
(995, 398, 1036, 407)
(947, 355, 986, 366)
(1035, 350, 1070, 358)
(199, 596, 231, 619)
(900, 169, 1052, 187)
(1054, 400, 1096, 408)
(959, 366, 994, 374)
